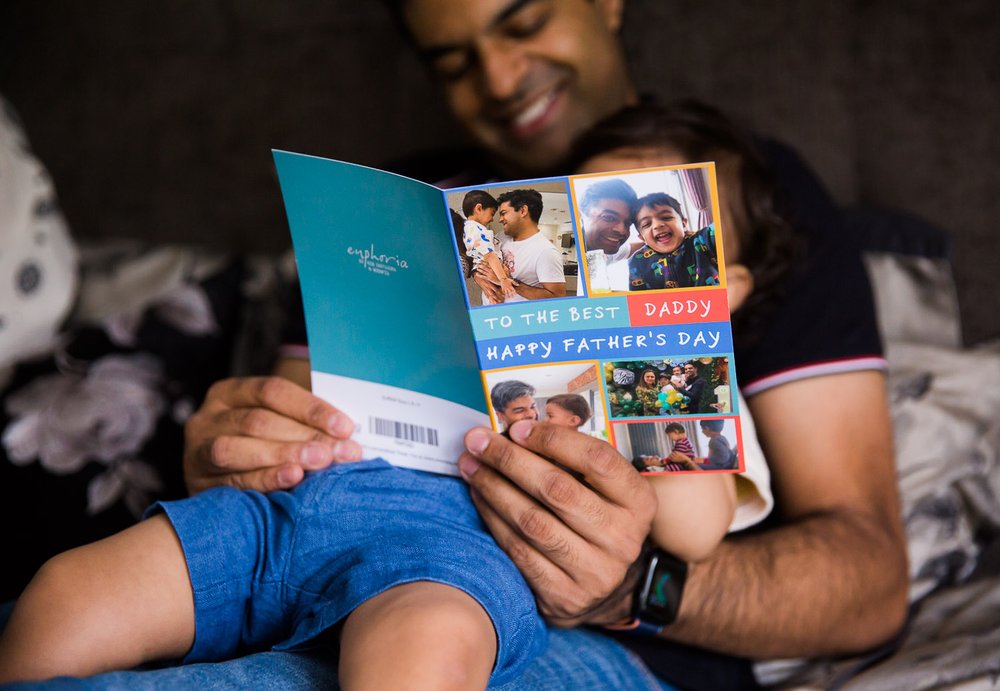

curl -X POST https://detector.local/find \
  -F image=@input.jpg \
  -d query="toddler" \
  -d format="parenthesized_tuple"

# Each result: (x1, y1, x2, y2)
(461, 189, 516, 303)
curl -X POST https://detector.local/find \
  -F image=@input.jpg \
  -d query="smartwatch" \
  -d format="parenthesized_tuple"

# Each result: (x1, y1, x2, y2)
(608, 546, 688, 636)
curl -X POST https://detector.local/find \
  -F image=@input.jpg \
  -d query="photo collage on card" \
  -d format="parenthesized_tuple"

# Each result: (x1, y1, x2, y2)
(444, 163, 743, 473)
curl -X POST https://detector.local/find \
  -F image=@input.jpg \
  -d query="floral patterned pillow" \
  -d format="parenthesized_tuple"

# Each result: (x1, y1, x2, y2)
(0, 246, 253, 601)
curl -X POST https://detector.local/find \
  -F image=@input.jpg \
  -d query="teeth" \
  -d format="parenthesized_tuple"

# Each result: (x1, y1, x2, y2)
(513, 91, 555, 128)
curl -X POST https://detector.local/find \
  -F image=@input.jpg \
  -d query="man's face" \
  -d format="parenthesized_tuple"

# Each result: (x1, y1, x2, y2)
(402, 0, 636, 175)
(497, 200, 524, 235)
(584, 197, 631, 254)
(683, 364, 698, 380)
(498, 394, 539, 428)
(636, 202, 687, 255)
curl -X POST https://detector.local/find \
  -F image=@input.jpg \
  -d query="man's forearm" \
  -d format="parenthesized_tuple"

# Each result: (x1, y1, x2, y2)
(515, 282, 566, 300)
(661, 509, 908, 658)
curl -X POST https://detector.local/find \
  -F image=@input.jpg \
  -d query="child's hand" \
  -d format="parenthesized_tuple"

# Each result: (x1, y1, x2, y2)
(500, 277, 517, 298)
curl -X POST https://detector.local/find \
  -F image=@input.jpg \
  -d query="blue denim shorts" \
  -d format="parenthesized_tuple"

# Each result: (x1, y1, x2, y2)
(148, 459, 546, 686)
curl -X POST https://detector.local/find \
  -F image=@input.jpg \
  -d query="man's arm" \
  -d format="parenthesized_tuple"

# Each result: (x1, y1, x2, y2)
(662, 370, 908, 657)
(460, 369, 909, 657)
(182, 358, 362, 495)
(514, 281, 567, 300)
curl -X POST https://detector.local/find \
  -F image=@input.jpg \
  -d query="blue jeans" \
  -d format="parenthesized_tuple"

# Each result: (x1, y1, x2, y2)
(0, 600, 671, 690)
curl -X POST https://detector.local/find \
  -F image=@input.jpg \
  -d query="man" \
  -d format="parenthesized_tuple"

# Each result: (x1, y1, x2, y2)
(578, 176, 640, 293)
(682, 361, 707, 414)
(492, 189, 566, 301)
(179, 0, 907, 688)
(489, 380, 539, 433)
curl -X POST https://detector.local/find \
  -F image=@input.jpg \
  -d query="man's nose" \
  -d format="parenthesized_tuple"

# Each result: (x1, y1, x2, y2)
(477, 41, 527, 102)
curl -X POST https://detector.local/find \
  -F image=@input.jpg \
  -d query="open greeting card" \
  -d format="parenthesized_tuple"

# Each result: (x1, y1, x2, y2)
(273, 151, 744, 476)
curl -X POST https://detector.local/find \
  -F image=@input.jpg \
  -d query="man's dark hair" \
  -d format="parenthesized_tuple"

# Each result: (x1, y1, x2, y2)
(497, 189, 543, 223)
(462, 189, 498, 217)
(580, 178, 637, 217)
(684, 360, 701, 376)
(664, 422, 686, 434)
(490, 380, 536, 412)
(634, 191, 683, 220)
(546, 393, 592, 425)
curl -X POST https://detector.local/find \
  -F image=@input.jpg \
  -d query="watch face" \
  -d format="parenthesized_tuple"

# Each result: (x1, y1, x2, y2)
(639, 552, 688, 625)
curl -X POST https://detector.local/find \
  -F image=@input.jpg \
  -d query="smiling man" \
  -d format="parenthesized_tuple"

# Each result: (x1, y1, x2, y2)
(163, 2, 907, 690)
(399, 0, 637, 177)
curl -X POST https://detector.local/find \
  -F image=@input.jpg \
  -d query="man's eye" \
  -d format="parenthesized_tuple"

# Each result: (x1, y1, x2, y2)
(432, 53, 472, 81)
(503, 6, 550, 39)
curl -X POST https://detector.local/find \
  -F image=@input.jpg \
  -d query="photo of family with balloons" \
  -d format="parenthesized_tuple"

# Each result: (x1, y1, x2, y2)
(603, 357, 732, 418)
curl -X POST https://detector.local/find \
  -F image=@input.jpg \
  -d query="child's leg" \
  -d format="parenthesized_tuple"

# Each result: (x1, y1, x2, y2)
(0, 515, 194, 683)
(338, 581, 496, 691)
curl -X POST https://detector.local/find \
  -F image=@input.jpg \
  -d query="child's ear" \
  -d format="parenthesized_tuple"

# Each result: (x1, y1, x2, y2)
(726, 263, 754, 312)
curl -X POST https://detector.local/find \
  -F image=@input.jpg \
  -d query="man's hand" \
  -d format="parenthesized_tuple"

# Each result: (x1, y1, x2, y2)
(474, 263, 504, 303)
(459, 421, 657, 627)
(183, 376, 362, 495)
(667, 451, 700, 470)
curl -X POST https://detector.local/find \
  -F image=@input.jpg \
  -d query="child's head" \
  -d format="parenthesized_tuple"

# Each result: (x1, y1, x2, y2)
(571, 100, 799, 342)
(664, 422, 687, 440)
(672, 365, 683, 377)
(699, 419, 725, 436)
(544, 393, 592, 430)
(462, 189, 498, 225)
(658, 372, 670, 387)
(633, 192, 689, 255)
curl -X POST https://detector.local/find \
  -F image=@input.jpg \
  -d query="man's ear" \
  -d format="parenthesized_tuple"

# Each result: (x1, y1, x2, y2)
(726, 263, 754, 312)
(594, 0, 626, 32)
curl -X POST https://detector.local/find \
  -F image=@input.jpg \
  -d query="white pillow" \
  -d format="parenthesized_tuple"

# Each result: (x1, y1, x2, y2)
(0, 97, 78, 386)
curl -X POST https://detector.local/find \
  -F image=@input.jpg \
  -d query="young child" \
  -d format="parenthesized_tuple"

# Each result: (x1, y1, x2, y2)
(461, 189, 516, 303)
(544, 393, 592, 430)
(628, 192, 720, 291)
(0, 421, 739, 684)
(664, 421, 695, 458)
(0, 101, 782, 687)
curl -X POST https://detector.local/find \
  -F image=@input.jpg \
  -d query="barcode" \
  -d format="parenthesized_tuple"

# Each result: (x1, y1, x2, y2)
(369, 417, 440, 446)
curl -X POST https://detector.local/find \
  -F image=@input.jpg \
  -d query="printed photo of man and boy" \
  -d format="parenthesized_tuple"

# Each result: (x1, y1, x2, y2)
(482, 362, 608, 440)
(615, 418, 741, 473)
(446, 181, 581, 307)
(571, 164, 722, 294)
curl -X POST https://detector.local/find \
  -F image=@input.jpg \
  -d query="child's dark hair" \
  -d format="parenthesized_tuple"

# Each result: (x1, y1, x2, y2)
(546, 393, 592, 425)
(664, 422, 686, 434)
(633, 191, 683, 220)
(700, 420, 726, 433)
(462, 189, 498, 217)
(497, 189, 544, 223)
(572, 100, 799, 346)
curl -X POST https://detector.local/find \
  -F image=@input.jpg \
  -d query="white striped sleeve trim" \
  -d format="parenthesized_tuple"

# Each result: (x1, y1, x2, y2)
(742, 356, 888, 397)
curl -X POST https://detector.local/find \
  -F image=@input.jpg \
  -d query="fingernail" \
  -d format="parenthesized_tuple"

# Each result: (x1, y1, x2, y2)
(465, 428, 490, 455)
(301, 443, 331, 469)
(333, 439, 364, 462)
(277, 466, 301, 488)
(459, 455, 481, 480)
(328, 413, 355, 437)
(509, 419, 536, 443)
